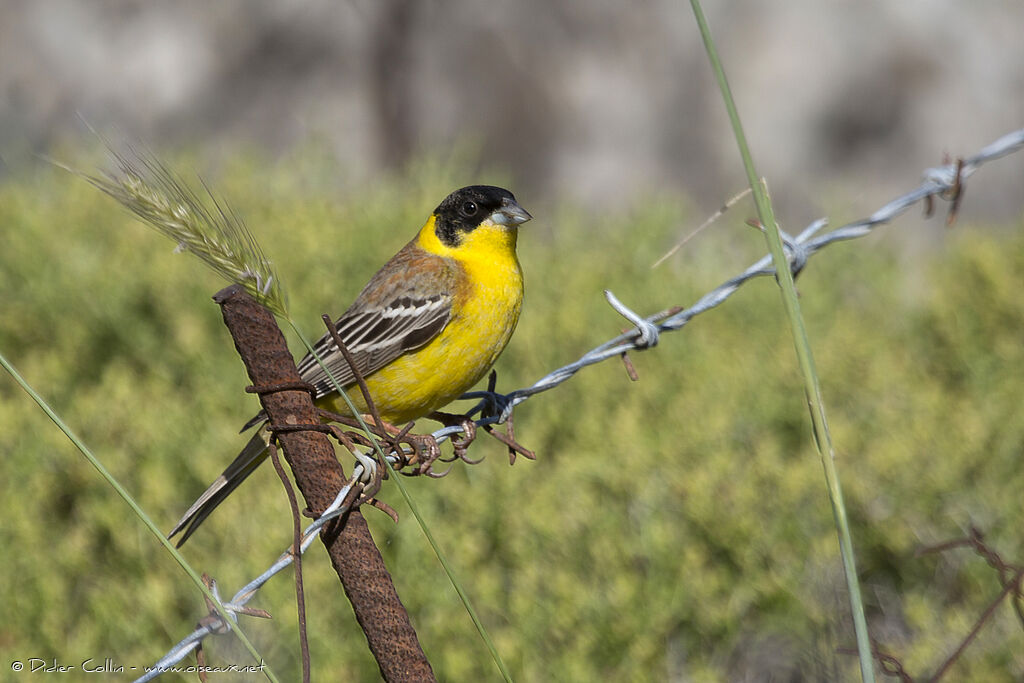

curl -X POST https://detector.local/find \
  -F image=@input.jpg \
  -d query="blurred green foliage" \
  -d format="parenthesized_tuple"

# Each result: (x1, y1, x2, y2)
(1, 152, 1022, 682)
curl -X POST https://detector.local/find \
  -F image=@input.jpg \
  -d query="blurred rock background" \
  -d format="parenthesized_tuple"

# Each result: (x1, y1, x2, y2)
(2, 0, 1022, 226)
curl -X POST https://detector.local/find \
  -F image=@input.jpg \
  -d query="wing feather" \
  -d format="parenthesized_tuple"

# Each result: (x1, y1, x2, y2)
(298, 243, 460, 398)
(299, 293, 451, 398)
(240, 242, 460, 431)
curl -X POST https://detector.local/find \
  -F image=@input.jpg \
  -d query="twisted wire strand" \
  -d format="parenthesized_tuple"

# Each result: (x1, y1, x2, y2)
(448, 128, 1024, 430)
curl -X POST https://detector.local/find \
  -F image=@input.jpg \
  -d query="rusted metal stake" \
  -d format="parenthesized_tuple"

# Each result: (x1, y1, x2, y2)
(213, 285, 435, 682)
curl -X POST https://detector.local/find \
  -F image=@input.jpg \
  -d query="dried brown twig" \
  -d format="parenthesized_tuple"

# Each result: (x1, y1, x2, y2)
(841, 526, 1023, 682)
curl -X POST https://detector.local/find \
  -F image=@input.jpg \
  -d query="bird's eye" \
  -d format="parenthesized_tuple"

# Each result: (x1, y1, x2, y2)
(461, 201, 478, 217)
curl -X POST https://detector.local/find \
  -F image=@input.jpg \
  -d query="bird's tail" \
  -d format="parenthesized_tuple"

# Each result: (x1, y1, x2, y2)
(168, 424, 271, 546)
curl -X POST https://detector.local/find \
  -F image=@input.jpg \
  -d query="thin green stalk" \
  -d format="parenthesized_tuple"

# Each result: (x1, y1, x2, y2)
(688, 2, 875, 681)
(0, 351, 276, 683)
(288, 321, 514, 683)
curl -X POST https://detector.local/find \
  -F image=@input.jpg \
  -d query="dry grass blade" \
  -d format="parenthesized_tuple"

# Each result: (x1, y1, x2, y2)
(651, 185, 753, 268)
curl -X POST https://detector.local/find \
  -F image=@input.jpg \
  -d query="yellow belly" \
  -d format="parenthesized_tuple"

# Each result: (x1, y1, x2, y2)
(319, 246, 523, 424)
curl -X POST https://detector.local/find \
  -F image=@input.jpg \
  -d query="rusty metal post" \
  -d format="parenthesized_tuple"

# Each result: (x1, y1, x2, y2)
(213, 285, 435, 682)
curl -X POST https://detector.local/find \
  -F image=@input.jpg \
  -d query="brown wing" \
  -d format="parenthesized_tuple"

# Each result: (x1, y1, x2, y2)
(299, 242, 459, 396)
(297, 291, 451, 398)
(240, 243, 459, 432)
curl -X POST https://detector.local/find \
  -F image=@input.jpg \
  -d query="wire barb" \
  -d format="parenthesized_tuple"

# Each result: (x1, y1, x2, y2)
(605, 290, 660, 349)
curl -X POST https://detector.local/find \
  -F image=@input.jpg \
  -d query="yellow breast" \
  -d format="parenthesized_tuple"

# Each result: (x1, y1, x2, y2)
(324, 216, 524, 424)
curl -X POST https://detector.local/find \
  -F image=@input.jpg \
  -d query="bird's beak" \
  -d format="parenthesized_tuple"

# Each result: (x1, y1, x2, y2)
(492, 197, 533, 226)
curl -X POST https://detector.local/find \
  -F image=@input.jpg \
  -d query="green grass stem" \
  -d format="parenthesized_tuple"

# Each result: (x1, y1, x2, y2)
(688, 2, 876, 681)
(0, 350, 277, 682)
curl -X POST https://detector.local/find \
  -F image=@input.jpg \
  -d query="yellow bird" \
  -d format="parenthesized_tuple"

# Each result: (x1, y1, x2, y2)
(169, 186, 532, 545)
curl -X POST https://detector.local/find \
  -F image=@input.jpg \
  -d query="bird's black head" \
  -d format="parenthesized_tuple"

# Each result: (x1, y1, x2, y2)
(433, 185, 531, 247)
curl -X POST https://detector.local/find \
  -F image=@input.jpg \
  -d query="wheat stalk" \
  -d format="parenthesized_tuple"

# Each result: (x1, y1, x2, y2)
(72, 146, 288, 317)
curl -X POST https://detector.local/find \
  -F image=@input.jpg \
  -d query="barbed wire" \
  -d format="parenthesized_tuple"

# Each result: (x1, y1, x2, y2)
(134, 467, 369, 683)
(138, 127, 1024, 679)
(439, 127, 1024, 439)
